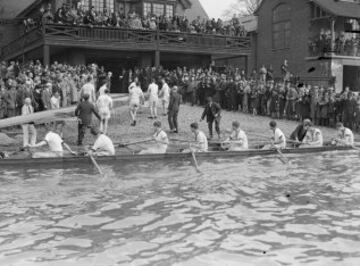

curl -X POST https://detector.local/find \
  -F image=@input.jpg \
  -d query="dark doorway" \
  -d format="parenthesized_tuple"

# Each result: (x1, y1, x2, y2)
(343, 65, 360, 91)
(87, 57, 138, 93)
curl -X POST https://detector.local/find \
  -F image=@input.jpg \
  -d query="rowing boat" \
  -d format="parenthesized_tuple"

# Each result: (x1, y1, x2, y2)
(0, 146, 354, 167)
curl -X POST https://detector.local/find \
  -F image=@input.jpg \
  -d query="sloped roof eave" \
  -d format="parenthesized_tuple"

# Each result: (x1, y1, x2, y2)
(311, 0, 360, 18)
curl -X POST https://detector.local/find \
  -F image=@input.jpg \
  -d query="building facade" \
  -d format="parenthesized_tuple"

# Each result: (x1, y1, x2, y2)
(255, 0, 360, 92)
(0, 1, 251, 89)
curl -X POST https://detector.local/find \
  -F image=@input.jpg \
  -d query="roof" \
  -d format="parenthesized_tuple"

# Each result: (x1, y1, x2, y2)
(184, 0, 209, 20)
(312, 0, 360, 18)
(0, 0, 38, 19)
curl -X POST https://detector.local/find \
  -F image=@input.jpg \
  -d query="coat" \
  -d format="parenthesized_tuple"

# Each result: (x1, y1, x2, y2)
(201, 102, 221, 122)
(168, 92, 182, 112)
(75, 100, 101, 126)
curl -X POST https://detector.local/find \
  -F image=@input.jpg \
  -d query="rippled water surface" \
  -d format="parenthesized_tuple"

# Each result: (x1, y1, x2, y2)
(0, 151, 360, 266)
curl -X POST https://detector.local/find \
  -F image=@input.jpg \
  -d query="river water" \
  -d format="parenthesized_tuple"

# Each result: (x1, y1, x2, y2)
(0, 151, 360, 266)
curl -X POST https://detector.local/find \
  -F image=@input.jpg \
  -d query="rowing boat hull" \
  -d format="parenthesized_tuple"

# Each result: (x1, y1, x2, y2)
(0, 146, 353, 167)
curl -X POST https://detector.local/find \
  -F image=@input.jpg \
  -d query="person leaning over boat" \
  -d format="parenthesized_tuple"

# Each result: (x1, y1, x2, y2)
(300, 120, 323, 148)
(75, 93, 101, 146)
(27, 123, 76, 158)
(290, 119, 311, 145)
(187, 122, 208, 153)
(139, 121, 169, 155)
(21, 97, 37, 148)
(200, 96, 221, 140)
(88, 127, 115, 157)
(332, 122, 354, 147)
(263, 121, 286, 150)
(221, 121, 248, 151)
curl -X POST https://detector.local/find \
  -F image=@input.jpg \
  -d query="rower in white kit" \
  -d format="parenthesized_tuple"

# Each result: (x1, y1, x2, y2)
(140, 121, 169, 154)
(222, 121, 248, 151)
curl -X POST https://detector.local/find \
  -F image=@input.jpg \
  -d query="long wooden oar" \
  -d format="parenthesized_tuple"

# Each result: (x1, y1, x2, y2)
(118, 138, 153, 147)
(89, 154, 104, 176)
(191, 149, 202, 174)
(275, 148, 288, 164)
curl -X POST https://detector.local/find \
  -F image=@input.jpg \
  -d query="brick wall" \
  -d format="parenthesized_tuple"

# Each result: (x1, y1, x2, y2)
(256, 0, 320, 79)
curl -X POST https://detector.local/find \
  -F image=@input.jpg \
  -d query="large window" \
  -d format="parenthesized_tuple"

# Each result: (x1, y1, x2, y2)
(166, 5, 174, 18)
(143, 2, 152, 17)
(82, 0, 114, 13)
(272, 3, 291, 50)
(142, 2, 174, 17)
(153, 3, 164, 16)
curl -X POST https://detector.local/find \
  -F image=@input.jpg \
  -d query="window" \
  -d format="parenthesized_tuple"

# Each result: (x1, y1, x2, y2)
(143, 2, 152, 17)
(166, 5, 174, 18)
(82, 0, 114, 13)
(153, 3, 164, 16)
(272, 4, 291, 50)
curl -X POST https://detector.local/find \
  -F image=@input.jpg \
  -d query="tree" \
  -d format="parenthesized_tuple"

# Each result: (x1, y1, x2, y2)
(223, 0, 262, 19)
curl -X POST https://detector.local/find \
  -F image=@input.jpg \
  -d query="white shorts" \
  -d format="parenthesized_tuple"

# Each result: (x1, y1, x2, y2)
(162, 99, 169, 108)
(129, 101, 140, 109)
(99, 108, 111, 120)
(149, 98, 158, 107)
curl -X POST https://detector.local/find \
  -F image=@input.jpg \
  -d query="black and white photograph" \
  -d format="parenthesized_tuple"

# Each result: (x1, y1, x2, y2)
(0, 0, 359, 265)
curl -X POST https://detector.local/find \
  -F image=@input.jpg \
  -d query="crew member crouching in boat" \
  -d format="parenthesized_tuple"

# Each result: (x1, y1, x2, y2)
(332, 122, 354, 147)
(290, 119, 311, 147)
(263, 121, 286, 150)
(185, 122, 208, 153)
(300, 120, 323, 147)
(139, 121, 169, 154)
(221, 121, 248, 151)
(28, 123, 76, 158)
(88, 127, 115, 156)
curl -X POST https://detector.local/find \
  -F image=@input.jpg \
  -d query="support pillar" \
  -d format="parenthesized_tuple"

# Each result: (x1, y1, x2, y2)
(330, 17, 336, 54)
(154, 50, 160, 68)
(43, 45, 50, 66)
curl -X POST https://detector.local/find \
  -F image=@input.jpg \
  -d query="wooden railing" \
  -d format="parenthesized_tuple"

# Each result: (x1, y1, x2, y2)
(1, 24, 251, 59)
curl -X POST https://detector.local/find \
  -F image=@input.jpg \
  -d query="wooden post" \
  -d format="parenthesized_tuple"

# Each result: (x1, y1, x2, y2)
(43, 45, 50, 66)
(330, 17, 336, 54)
(155, 50, 160, 67)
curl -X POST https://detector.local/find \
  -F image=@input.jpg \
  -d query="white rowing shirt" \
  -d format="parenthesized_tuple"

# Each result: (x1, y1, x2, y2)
(129, 86, 144, 106)
(229, 129, 248, 150)
(154, 130, 168, 153)
(274, 128, 286, 149)
(160, 83, 170, 102)
(148, 82, 159, 102)
(92, 134, 115, 156)
(338, 127, 354, 146)
(44, 131, 63, 152)
(303, 128, 323, 147)
(97, 94, 113, 118)
(195, 131, 208, 152)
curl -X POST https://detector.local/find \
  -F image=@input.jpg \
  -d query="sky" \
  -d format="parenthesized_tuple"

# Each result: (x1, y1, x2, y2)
(199, 0, 245, 19)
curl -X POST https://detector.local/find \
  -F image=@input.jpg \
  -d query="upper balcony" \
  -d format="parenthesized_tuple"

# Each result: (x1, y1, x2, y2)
(1, 24, 252, 62)
(308, 32, 360, 59)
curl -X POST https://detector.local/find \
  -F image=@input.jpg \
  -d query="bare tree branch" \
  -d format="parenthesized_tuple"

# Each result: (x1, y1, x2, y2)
(222, 0, 262, 19)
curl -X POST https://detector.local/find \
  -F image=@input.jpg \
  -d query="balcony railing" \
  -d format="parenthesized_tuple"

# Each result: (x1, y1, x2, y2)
(1, 24, 251, 59)
(308, 36, 360, 57)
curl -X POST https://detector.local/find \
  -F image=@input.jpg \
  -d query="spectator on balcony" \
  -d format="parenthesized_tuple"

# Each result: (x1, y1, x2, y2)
(84, 6, 96, 25)
(55, 3, 68, 24)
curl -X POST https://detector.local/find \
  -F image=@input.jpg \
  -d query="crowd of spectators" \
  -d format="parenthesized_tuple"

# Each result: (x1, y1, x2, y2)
(24, 3, 247, 37)
(119, 64, 360, 132)
(1, 60, 360, 133)
(0, 60, 111, 119)
(308, 29, 360, 57)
